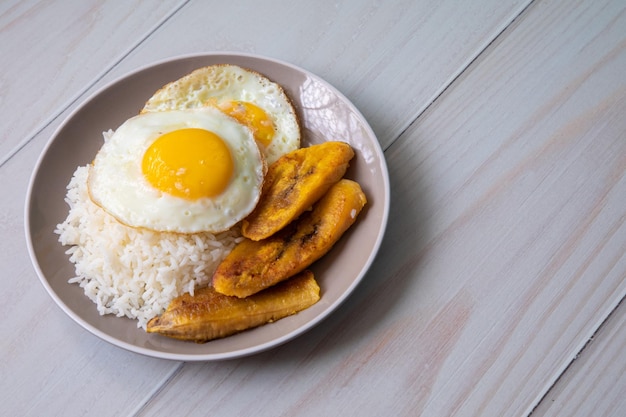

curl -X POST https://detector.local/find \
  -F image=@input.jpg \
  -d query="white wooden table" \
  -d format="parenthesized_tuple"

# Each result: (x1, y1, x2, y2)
(2, 1, 625, 415)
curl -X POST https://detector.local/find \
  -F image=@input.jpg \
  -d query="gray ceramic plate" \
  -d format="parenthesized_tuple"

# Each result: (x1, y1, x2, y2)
(25, 52, 389, 361)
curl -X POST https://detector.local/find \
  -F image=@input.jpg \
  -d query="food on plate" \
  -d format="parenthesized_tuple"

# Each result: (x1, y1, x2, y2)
(57, 64, 295, 329)
(141, 64, 300, 164)
(242, 141, 355, 241)
(56, 63, 365, 341)
(213, 179, 367, 298)
(88, 107, 266, 234)
(146, 270, 320, 342)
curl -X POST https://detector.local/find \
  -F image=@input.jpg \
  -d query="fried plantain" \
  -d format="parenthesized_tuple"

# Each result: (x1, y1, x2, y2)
(214, 179, 367, 298)
(241, 141, 355, 241)
(146, 270, 320, 343)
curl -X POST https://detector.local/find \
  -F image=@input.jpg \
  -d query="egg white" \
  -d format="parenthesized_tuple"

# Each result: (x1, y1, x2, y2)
(141, 64, 300, 164)
(87, 107, 265, 234)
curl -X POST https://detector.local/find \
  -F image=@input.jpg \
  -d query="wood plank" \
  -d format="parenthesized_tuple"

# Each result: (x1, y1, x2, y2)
(0, 0, 185, 164)
(530, 300, 626, 417)
(135, 0, 626, 415)
(94, 0, 532, 150)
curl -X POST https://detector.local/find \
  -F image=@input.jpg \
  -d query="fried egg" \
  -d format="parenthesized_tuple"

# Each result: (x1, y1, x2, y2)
(87, 107, 265, 234)
(141, 64, 300, 164)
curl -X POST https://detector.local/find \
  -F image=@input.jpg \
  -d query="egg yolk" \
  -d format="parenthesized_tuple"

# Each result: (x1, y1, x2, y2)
(142, 128, 234, 200)
(217, 101, 275, 147)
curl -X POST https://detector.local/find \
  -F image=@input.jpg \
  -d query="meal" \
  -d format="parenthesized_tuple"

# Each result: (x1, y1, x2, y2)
(56, 64, 367, 342)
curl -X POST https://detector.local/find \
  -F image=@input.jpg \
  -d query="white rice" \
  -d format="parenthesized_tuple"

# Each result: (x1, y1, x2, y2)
(55, 165, 243, 329)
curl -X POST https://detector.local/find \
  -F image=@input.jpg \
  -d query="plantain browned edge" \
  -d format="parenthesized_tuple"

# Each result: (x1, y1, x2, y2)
(213, 179, 367, 298)
(241, 141, 355, 241)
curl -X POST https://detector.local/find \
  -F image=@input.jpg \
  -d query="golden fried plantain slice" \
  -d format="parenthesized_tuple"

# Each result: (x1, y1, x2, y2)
(146, 270, 320, 343)
(241, 141, 355, 241)
(214, 179, 367, 298)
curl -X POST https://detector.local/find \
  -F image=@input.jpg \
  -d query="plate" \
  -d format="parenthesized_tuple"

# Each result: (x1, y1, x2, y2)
(25, 52, 389, 361)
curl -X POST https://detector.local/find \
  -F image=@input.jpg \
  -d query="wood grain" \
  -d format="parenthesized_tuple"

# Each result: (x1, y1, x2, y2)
(0, 0, 185, 165)
(92, 0, 532, 149)
(531, 299, 626, 417)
